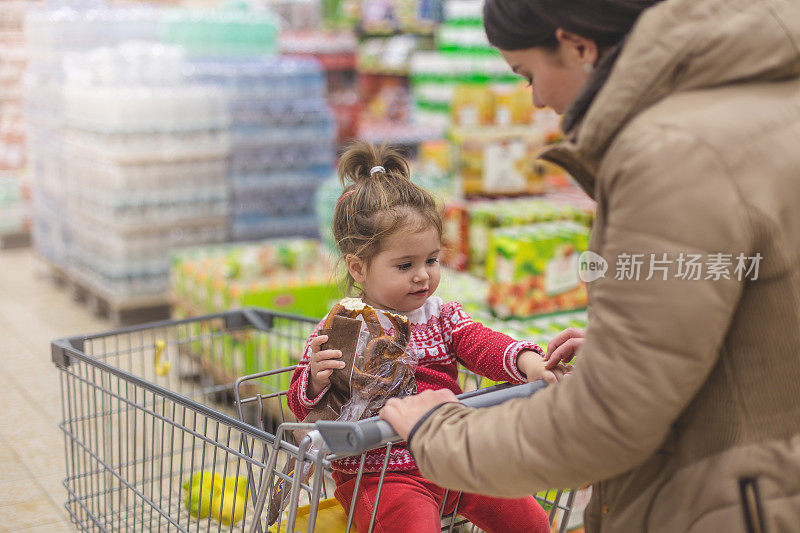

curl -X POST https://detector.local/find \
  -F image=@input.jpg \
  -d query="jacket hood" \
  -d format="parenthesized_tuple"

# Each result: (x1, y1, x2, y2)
(560, 0, 800, 174)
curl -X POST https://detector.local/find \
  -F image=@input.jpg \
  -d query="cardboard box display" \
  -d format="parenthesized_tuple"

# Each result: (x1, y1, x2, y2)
(442, 197, 593, 276)
(451, 125, 547, 196)
(487, 221, 590, 318)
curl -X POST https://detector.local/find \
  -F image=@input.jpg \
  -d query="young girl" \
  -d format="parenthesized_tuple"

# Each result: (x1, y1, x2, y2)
(287, 142, 568, 532)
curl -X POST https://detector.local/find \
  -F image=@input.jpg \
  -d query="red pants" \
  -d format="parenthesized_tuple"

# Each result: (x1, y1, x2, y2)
(332, 468, 550, 533)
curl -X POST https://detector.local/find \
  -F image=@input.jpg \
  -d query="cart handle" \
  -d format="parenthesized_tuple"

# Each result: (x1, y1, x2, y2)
(313, 380, 547, 456)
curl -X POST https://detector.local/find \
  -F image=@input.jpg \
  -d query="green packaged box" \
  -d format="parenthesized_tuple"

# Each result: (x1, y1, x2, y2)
(487, 221, 590, 318)
(171, 239, 342, 386)
(171, 238, 339, 316)
(464, 197, 591, 278)
(229, 279, 341, 320)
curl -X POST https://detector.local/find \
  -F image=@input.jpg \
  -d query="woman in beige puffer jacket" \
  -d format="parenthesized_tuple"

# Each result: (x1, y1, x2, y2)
(380, 0, 800, 531)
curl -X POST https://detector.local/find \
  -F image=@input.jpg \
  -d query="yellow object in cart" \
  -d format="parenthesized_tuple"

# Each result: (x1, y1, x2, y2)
(211, 490, 245, 526)
(269, 498, 348, 533)
(153, 340, 170, 376)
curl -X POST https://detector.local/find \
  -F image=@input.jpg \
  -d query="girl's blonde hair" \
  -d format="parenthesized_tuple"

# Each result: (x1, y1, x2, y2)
(334, 141, 442, 291)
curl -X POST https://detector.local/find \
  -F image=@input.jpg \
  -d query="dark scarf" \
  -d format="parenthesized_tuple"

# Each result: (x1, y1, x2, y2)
(561, 39, 627, 134)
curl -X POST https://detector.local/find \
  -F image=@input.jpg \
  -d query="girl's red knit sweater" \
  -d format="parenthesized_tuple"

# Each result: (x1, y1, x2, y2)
(286, 296, 543, 473)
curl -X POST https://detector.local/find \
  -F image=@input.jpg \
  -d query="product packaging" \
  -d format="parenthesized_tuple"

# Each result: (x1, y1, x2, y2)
(487, 221, 590, 318)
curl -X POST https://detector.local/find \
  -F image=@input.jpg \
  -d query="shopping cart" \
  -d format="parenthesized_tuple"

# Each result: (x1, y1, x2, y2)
(52, 309, 580, 532)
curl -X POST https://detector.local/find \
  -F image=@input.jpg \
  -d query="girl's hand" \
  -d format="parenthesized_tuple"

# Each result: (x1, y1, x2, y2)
(307, 335, 345, 398)
(517, 350, 572, 385)
(545, 327, 585, 369)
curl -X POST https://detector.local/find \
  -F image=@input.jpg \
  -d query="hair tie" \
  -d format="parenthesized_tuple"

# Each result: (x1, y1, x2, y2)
(336, 190, 354, 207)
(369, 166, 385, 176)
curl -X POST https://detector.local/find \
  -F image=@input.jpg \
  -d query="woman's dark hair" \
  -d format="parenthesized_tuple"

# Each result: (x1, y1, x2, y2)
(483, 0, 662, 51)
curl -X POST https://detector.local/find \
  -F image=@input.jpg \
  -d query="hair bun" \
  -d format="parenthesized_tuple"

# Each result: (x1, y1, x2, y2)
(338, 141, 410, 186)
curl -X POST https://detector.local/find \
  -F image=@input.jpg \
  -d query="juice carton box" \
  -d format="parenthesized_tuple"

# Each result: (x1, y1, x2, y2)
(487, 221, 590, 318)
(451, 125, 547, 196)
(442, 201, 470, 271)
(467, 198, 591, 277)
(442, 197, 593, 275)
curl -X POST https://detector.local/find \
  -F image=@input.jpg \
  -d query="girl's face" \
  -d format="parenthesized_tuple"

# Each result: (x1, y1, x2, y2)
(348, 225, 441, 313)
(499, 30, 598, 114)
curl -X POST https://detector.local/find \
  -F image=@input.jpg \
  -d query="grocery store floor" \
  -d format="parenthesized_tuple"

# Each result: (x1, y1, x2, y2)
(0, 248, 112, 532)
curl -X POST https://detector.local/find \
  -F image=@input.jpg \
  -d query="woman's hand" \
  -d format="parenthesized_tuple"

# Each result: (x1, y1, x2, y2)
(307, 335, 345, 398)
(380, 389, 459, 441)
(546, 327, 586, 369)
(518, 350, 572, 384)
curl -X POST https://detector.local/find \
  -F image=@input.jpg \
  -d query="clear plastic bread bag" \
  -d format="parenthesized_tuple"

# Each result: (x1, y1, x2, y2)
(320, 298, 418, 422)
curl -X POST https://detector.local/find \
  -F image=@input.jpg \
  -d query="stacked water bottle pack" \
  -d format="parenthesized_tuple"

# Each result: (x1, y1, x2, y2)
(61, 42, 230, 300)
(161, 4, 279, 57)
(22, 1, 338, 310)
(0, 176, 27, 236)
(24, 1, 162, 265)
(279, 29, 359, 142)
(187, 56, 336, 242)
(23, 2, 231, 301)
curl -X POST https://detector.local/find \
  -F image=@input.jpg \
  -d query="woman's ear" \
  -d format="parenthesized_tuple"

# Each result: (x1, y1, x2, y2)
(555, 28, 599, 67)
(346, 254, 367, 284)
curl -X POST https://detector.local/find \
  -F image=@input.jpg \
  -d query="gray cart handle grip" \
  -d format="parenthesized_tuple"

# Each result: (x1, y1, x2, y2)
(316, 380, 547, 456)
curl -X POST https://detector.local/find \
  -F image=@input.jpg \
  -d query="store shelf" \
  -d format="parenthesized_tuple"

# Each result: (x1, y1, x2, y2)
(358, 26, 436, 38)
(294, 52, 357, 72)
(357, 65, 411, 77)
(359, 122, 445, 145)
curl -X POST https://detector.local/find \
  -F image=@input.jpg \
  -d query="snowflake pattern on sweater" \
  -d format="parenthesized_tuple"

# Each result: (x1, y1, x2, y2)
(286, 296, 544, 474)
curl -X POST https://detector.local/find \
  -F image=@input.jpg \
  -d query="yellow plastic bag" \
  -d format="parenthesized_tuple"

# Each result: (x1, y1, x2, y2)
(269, 498, 348, 533)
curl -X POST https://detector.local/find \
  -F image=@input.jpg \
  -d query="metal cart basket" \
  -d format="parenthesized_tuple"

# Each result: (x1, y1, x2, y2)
(52, 309, 580, 532)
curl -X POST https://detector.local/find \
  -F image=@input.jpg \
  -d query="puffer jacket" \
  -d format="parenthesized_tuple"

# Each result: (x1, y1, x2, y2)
(408, 0, 800, 531)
